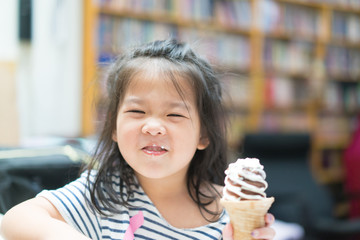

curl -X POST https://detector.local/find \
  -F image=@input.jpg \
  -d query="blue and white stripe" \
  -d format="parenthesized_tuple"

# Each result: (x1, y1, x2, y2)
(38, 171, 228, 240)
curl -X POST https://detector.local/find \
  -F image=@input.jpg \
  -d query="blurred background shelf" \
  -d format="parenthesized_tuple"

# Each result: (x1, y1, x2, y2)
(83, 0, 359, 191)
(86, 0, 358, 189)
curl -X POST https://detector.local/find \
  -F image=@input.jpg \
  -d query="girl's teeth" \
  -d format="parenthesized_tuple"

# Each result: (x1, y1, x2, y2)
(146, 146, 166, 151)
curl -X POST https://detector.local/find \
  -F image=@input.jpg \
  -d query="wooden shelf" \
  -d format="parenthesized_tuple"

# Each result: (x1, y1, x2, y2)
(313, 136, 350, 150)
(264, 66, 312, 78)
(328, 74, 360, 82)
(328, 39, 360, 49)
(331, 4, 360, 14)
(276, 0, 360, 13)
(265, 30, 320, 43)
(264, 103, 311, 112)
(99, 7, 251, 36)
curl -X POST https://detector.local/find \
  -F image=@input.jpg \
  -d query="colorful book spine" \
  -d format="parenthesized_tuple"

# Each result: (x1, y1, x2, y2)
(324, 81, 360, 113)
(332, 11, 360, 43)
(264, 74, 310, 111)
(262, 0, 320, 38)
(326, 46, 360, 79)
(214, 0, 251, 29)
(97, 16, 251, 68)
(263, 39, 313, 74)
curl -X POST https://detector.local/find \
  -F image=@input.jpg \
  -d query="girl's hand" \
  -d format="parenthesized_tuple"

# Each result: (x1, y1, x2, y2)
(222, 213, 275, 240)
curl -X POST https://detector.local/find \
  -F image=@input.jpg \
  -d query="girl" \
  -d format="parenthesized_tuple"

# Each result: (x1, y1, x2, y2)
(1, 39, 275, 240)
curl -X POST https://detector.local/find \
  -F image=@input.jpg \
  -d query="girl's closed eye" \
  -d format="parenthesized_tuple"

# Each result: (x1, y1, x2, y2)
(125, 110, 146, 118)
(126, 110, 145, 114)
(167, 113, 189, 121)
(168, 113, 184, 117)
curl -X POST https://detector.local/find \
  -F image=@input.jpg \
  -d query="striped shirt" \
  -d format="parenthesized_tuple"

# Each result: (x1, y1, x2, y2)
(37, 171, 229, 240)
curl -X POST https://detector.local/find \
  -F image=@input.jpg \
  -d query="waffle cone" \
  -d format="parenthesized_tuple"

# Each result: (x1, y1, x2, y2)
(220, 197, 274, 240)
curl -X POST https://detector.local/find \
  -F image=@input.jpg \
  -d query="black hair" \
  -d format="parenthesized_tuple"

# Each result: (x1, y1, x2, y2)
(85, 39, 228, 221)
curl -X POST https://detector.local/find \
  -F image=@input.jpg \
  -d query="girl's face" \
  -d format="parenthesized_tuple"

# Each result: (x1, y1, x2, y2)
(113, 67, 208, 181)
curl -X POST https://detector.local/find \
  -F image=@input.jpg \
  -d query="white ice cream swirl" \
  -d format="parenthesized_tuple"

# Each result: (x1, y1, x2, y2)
(223, 158, 268, 200)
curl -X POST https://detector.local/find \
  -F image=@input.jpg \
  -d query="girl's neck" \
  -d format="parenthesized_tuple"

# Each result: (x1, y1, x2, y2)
(134, 170, 223, 228)
(135, 171, 189, 200)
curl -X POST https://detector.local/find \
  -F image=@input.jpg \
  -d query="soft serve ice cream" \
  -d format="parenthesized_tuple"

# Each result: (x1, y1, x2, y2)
(223, 158, 268, 201)
(220, 158, 274, 240)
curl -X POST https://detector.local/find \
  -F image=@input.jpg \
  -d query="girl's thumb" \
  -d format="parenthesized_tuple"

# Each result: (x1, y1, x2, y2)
(222, 223, 233, 240)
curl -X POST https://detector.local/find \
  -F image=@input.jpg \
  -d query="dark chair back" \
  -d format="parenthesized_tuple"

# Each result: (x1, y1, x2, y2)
(240, 133, 335, 238)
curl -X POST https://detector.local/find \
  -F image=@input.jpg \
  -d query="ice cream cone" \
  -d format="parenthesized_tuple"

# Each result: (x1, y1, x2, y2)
(220, 197, 274, 240)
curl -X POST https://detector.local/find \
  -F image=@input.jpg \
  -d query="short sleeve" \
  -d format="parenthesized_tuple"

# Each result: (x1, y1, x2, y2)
(37, 171, 102, 240)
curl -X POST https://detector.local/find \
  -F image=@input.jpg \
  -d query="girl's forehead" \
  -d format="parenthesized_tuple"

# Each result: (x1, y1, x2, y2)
(126, 61, 195, 96)
(121, 70, 197, 112)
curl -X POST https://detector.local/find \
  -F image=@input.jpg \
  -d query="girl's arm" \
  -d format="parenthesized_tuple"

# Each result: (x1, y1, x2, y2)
(222, 213, 276, 240)
(0, 197, 90, 240)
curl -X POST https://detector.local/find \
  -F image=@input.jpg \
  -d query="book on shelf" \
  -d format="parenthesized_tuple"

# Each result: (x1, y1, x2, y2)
(272, 76, 294, 109)
(325, 46, 360, 80)
(324, 82, 344, 112)
(99, 0, 216, 22)
(290, 0, 360, 8)
(261, 0, 320, 39)
(222, 74, 250, 109)
(177, 0, 214, 21)
(99, 0, 360, 10)
(215, 0, 251, 29)
(99, 0, 176, 16)
(264, 75, 309, 110)
(324, 81, 360, 114)
(332, 11, 360, 43)
(179, 28, 250, 68)
(260, 110, 310, 132)
(97, 16, 251, 69)
(261, 0, 281, 32)
(97, 16, 179, 62)
(263, 39, 313, 74)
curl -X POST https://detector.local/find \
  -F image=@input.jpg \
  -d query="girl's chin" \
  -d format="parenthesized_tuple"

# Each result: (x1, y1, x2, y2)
(135, 170, 171, 180)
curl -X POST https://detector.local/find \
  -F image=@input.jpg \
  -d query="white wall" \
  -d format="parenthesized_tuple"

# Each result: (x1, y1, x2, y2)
(0, 0, 83, 144)
(0, 0, 18, 61)
(28, 0, 83, 138)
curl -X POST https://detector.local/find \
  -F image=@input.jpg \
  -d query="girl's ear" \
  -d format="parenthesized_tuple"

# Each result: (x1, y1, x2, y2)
(197, 136, 209, 150)
(112, 131, 118, 142)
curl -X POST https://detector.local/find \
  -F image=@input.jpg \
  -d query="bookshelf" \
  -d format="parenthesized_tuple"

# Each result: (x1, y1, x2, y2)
(83, 0, 360, 185)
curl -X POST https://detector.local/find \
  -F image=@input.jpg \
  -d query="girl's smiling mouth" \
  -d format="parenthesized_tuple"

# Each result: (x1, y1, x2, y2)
(142, 144, 168, 156)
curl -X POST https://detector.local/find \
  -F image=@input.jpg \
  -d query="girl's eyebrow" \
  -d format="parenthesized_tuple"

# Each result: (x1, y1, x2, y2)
(168, 101, 190, 110)
(123, 96, 143, 105)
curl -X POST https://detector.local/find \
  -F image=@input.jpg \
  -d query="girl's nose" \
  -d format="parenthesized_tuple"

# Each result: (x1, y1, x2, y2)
(142, 118, 166, 136)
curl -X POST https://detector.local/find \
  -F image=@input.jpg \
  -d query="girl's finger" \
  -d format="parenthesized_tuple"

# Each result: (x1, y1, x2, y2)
(222, 223, 233, 240)
(252, 226, 276, 239)
(265, 213, 275, 226)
